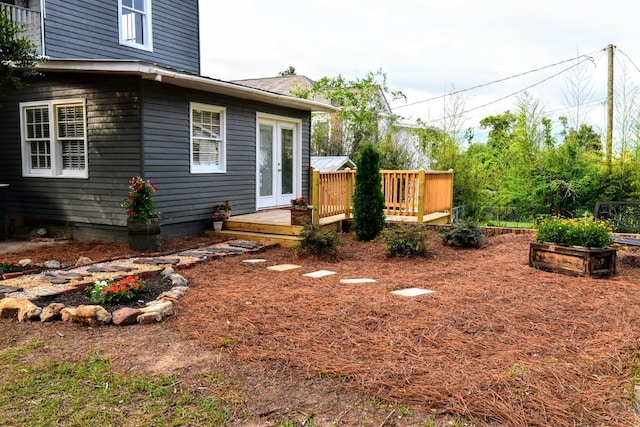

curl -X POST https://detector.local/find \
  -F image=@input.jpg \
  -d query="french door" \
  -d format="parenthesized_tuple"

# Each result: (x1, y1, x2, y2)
(256, 116, 300, 209)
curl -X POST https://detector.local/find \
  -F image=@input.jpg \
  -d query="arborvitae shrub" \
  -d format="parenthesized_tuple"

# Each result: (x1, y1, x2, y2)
(353, 143, 386, 241)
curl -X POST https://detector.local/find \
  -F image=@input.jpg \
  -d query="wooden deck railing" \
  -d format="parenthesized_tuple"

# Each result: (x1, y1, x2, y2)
(310, 168, 454, 225)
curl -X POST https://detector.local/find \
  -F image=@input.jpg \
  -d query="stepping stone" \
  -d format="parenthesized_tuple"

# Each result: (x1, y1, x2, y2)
(267, 264, 301, 272)
(391, 288, 435, 297)
(0, 284, 23, 294)
(243, 259, 267, 263)
(208, 247, 243, 253)
(228, 240, 263, 249)
(303, 270, 337, 278)
(135, 257, 180, 265)
(340, 278, 377, 284)
(49, 278, 70, 285)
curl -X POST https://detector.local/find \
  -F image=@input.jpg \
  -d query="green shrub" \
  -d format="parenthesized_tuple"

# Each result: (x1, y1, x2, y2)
(299, 223, 344, 259)
(379, 224, 429, 257)
(440, 223, 485, 248)
(353, 143, 386, 241)
(534, 215, 613, 247)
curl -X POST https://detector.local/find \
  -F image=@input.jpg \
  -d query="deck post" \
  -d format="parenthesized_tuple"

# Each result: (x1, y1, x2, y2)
(310, 167, 321, 226)
(344, 168, 353, 219)
(417, 169, 426, 223)
(448, 169, 454, 223)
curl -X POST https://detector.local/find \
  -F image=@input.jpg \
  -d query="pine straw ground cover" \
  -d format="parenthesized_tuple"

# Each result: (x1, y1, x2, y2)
(4, 232, 640, 425)
(171, 232, 640, 426)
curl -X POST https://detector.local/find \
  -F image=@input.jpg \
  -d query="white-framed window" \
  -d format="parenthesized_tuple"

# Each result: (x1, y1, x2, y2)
(20, 99, 88, 179)
(190, 103, 226, 174)
(118, 0, 153, 51)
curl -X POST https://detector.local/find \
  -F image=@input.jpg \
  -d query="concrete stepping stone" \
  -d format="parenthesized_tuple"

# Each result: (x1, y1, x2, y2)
(340, 278, 377, 284)
(391, 288, 435, 297)
(243, 259, 267, 263)
(267, 264, 301, 272)
(303, 270, 337, 278)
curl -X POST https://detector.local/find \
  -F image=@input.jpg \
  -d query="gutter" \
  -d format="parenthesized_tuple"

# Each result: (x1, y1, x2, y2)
(36, 59, 338, 113)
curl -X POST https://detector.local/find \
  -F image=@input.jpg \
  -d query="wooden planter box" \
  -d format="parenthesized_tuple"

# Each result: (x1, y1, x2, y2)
(289, 208, 312, 226)
(529, 242, 617, 278)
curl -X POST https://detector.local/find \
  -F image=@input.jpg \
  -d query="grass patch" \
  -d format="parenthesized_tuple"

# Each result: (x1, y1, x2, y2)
(0, 339, 244, 427)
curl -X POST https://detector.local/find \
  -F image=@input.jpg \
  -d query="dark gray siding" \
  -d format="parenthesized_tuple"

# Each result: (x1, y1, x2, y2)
(43, 0, 200, 74)
(0, 72, 311, 240)
(139, 81, 311, 238)
(0, 73, 142, 234)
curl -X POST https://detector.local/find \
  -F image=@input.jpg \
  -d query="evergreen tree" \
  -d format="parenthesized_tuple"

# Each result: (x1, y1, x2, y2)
(353, 143, 386, 240)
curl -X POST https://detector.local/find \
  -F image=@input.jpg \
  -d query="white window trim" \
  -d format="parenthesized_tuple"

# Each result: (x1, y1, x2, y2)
(118, 0, 153, 52)
(20, 99, 88, 179)
(190, 102, 226, 174)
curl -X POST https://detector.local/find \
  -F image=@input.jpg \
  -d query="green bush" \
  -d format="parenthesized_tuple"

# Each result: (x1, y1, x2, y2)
(379, 224, 429, 257)
(534, 215, 614, 247)
(353, 143, 386, 241)
(299, 223, 344, 259)
(440, 223, 485, 248)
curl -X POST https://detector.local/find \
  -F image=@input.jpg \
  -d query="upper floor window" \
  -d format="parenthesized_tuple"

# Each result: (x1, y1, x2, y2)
(190, 103, 226, 174)
(118, 0, 153, 51)
(20, 99, 88, 179)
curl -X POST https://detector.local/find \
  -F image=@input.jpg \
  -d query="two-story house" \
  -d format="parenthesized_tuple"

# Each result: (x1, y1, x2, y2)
(0, 0, 334, 241)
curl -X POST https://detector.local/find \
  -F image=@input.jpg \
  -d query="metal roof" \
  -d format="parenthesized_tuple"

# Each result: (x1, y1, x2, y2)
(310, 156, 356, 171)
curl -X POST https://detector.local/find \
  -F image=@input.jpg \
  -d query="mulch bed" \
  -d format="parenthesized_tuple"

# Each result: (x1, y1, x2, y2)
(31, 274, 175, 312)
(169, 232, 640, 426)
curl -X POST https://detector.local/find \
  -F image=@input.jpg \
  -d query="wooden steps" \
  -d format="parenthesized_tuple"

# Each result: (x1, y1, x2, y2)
(204, 229, 302, 248)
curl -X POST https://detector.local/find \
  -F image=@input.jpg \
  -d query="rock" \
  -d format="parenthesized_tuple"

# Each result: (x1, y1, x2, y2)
(0, 297, 42, 321)
(31, 227, 48, 238)
(137, 311, 162, 324)
(75, 257, 93, 266)
(158, 288, 186, 300)
(44, 260, 61, 269)
(162, 266, 175, 276)
(140, 301, 174, 318)
(61, 305, 112, 326)
(169, 274, 188, 287)
(18, 259, 33, 267)
(112, 307, 142, 326)
(40, 303, 66, 322)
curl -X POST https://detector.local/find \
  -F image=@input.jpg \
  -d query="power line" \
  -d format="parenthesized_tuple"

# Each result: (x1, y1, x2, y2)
(417, 56, 597, 126)
(617, 48, 640, 74)
(391, 48, 605, 111)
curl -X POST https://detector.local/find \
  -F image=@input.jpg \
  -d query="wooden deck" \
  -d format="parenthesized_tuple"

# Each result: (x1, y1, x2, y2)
(204, 208, 450, 248)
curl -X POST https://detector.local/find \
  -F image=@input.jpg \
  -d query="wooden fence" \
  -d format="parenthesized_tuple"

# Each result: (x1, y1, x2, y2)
(310, 168, 454, 225)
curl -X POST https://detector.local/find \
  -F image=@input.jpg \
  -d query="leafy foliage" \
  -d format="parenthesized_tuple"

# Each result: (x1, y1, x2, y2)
(534, 215, 613, 247)
(440, 223, 485, 248)
(89, 275, 146, 304)
(299, 223, 344, 259)
(122, 176, 159, 223)
(379, 224, 429, 257)
(0, 5, 39, 97)
(353, 143, 386, 241)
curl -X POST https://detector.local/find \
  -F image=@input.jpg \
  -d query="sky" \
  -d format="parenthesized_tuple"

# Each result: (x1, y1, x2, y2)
(199, 0, 640, 142)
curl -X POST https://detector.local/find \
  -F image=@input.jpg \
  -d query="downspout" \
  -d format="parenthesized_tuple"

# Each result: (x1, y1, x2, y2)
(39, 0, 45, 56)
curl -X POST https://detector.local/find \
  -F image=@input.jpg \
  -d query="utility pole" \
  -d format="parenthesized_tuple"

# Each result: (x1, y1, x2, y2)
(606, 43, 614, 173)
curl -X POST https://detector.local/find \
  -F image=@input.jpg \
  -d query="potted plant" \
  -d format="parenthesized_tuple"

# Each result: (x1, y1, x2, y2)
(529, 215, 616, 277)
(209, 212, 227, 232)
(122, 176, 161, 252)
(289, 196, 312, 225)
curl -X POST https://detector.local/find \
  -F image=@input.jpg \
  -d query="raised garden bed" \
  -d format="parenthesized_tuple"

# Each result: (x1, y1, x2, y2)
(529, 242, 617, 278)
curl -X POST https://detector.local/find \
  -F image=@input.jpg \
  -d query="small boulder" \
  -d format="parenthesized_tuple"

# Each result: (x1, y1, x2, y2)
(140, 301, 174, 318)
(40, 303, 66, 322)
(0, 297, 42, 321)
(18, 259, 33, 267)
(112, 307, 142, 326)
(169, 274, 188, 287)
(61, 305, 112, 326)
(137, 311, 162, 324)
(162, 266, 175, 276)
(44, 260, 61, 269)
(75, 257, 93, 266)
